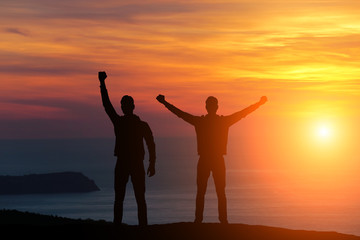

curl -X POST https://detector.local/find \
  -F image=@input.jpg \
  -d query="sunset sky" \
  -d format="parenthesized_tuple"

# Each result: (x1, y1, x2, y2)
(2, 0, 360, 181)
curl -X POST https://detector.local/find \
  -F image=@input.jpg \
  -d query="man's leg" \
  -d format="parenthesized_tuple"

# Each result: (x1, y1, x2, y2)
(131, 161, 147, 226)
(212, 156, 228, 224)
(114, 159, 129, 225)
(195, 157, 211, 223)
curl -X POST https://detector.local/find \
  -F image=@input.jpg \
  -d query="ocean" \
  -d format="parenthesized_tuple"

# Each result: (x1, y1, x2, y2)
(0, 137, 359, 236)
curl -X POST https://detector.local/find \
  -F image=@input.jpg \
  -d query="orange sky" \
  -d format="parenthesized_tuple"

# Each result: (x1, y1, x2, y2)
(1, 0, 360, 153)
(1, 1, 359, 132)
(2, 0, 360, 207)
(1, 1, 360, 140)
(1, 0, 360, 143)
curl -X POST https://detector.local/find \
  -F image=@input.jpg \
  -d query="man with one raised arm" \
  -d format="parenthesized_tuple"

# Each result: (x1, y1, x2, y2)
(99, 71, 156, 226)
(156, 94, 267, 224)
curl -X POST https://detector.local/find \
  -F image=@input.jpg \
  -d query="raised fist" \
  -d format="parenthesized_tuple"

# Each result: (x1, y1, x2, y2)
(156, 94, 166, 104)
(259, 96, 267, 104)
(98, 71, 107, 82)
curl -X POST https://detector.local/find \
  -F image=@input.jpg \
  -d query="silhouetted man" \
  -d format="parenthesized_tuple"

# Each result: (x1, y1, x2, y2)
(156, 94, 267, 224)
(99, 71, 156, 226)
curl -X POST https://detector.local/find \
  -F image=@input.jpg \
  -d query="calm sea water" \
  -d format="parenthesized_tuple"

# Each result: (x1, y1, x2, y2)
(0, 137, 359, 236)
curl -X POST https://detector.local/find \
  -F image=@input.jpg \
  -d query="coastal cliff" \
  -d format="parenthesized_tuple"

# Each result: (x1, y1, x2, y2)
(0, 172, 100, 194)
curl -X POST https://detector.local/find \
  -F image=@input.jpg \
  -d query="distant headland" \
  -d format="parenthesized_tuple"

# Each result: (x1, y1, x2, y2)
(0, 172, 100, 194)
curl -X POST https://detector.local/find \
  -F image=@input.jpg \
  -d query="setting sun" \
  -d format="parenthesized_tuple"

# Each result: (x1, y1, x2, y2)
(317, 125, 331, 139)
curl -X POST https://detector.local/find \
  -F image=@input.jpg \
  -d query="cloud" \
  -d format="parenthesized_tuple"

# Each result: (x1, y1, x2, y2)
(0, 52, 101, 76)
(4, 27, 29, 37)
(1, 1, 194, 22)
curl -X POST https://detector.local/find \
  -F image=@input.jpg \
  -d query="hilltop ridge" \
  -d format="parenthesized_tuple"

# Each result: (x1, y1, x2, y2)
(0, 210, 359, 240)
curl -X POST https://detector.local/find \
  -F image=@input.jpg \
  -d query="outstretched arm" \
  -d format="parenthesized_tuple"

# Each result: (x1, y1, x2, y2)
(225, 96, 267, 126)
(156, 95, 197, 125)
(99, 71, 118, 123)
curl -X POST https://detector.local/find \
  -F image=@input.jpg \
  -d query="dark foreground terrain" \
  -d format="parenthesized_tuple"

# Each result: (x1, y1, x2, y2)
(0, 210, 359, 240)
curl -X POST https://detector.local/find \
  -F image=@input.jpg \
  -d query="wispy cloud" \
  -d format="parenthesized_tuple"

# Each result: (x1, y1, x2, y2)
(4, 27, 29, 36)
(0, 1, 193, 22)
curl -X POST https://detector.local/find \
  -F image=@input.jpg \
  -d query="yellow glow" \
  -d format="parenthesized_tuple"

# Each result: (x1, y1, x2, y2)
(309, 120, 337, 148)
(316, 125, 332, 139)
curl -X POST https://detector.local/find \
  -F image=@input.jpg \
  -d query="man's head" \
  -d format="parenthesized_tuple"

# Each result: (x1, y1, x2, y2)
(206, 96, 218, 115)
(121, 95, 135, 115)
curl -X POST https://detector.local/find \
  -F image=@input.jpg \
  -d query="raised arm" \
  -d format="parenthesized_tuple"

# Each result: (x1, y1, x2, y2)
(225, 96, 267, 126)
(156, 95, 197, 125)
(99, 71, 118, 123)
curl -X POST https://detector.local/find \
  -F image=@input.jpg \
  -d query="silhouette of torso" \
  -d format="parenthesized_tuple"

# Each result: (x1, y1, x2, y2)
(193, 114, 229, 156)
(113, 114, 152, 160)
